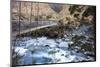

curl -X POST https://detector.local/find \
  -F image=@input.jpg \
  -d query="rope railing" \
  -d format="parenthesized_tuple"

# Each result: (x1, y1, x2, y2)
(12, 1, 58, 37)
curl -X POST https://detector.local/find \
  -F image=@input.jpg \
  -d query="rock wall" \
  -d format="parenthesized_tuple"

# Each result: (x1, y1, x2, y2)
(11, 1, 95, 27)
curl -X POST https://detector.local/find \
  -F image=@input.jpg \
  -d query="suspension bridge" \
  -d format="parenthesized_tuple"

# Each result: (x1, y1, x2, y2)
(12, 20, 58, 37)
(11, 2, 59, 39)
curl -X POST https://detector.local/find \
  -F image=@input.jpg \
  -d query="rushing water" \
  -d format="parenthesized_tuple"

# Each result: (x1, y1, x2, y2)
(12, 25, 95, 65)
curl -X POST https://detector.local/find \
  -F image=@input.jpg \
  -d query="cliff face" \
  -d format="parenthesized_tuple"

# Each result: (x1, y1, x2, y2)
(11, 1, 95, 27)
(11, 2, 71, 21)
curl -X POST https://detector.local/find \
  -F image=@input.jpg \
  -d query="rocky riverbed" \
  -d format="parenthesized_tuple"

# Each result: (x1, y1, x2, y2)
(12, 24, 96, 65)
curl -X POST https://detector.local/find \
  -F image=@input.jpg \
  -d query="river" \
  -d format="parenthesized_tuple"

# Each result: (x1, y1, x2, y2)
(12, 24, 95, 65)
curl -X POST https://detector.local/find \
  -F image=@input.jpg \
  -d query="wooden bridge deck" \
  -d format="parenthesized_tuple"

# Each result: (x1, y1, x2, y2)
(12, 20, 58, 37)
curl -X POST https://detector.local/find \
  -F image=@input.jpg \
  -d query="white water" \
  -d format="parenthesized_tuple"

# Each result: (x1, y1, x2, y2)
(13, 36, 93, 65)
(12, 25, 94, 65)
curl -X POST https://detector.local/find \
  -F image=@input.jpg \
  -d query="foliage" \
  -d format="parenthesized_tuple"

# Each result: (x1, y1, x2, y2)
(81, 43, 94, 52)
(83, 6, 96, 17)
(69, 5, 79, 15)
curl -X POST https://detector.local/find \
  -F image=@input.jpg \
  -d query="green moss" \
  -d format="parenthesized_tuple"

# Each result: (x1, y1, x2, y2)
(71, 35, 86, 46)
(69, 35, 87, 51)
(72, 35, 86, 41)
(48, 50, 57, 54)
(89, 36, 95, 40)
(81, 43, 94, 52)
